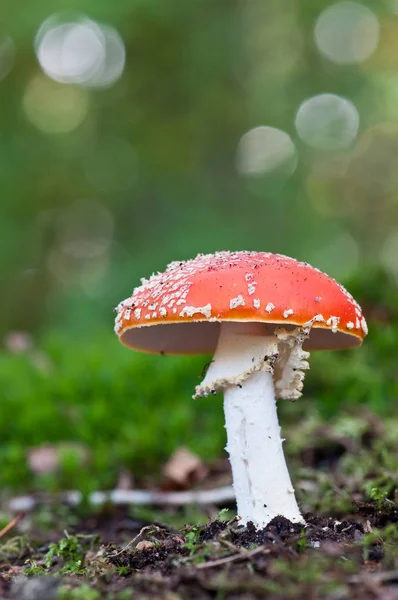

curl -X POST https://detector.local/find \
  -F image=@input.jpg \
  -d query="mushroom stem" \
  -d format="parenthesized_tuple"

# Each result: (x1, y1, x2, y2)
(195, 322, 304, 528)
(224, 371, 302, 527)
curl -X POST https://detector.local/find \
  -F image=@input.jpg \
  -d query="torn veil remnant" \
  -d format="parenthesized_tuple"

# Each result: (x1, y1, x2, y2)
(115, 251, 367, 528)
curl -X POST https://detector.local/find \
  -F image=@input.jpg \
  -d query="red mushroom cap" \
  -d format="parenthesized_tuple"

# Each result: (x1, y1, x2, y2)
(115, 251, 367, 354)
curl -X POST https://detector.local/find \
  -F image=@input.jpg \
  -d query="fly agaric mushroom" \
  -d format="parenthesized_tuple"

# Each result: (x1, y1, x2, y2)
(114, 251, 367, 528)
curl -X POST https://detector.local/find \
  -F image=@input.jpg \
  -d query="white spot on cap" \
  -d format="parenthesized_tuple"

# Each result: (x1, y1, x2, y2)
(316, 296, 322, 302)
(115, 299, 128, 313)
(245, 273, 254, 281)
(326, 315, 340, 332)
(144, 314, 151, 320)
(265, 302, 275, 313)
(248, 282, 256, 295)
(159, 307, 167, 317)
(356, 318, 361, 329)
(230, 295, 245, 309)
(134, 308, 141, 320)
(283, 309, 294, 318)
(253, 298, 260, 309)
(361, 317, 368, 335)
(304, 314, 325, 328)
(180, 304, 212, 319)
(346, 321, 354, 330)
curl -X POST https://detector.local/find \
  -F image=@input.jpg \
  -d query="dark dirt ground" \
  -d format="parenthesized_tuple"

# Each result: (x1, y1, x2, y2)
(0, 410, 397, 600)
(1, 501, 397, 600)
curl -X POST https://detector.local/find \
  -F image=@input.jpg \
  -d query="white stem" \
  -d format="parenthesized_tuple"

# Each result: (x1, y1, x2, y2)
(196, 322, 304, 528)
(224, 371, 302, 526)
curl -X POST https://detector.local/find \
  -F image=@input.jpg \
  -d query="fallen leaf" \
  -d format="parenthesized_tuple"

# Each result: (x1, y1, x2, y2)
(116, 469, 134, 490)
(27, 445, 58, 475)
(4, 331, 33, 354)
(163, 447, 208, 490)
(27, 443, 90, 475)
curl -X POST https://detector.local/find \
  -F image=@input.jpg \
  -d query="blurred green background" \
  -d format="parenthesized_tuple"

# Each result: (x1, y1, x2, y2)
(0, 0, 397, 494)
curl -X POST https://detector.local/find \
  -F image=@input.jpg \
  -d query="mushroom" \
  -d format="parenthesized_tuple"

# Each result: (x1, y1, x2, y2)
(114, 251, 367, 528)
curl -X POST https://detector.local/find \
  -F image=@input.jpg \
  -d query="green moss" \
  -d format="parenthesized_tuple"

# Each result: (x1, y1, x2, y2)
(0, 268, 396, 494)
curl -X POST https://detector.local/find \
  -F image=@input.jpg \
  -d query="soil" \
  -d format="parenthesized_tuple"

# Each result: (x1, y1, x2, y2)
(0, 409, 397, 599)
(0, 499, 395, 600)
(105, 507, 397, 598)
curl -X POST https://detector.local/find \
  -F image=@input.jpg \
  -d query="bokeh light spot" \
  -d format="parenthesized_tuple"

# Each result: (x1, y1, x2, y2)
(0, 36, 15, 82)
(236, 126, 297, 177)
(314, 2, 379, 65)
(57, 199, 114, 260)
(295, 93, 359, 150)
(47, 200, 114, 288)
(380, 229, 398, 283)
(35, 15, 125, 88)
(86, 24, 125, 88)
(23, 75, 89, 134)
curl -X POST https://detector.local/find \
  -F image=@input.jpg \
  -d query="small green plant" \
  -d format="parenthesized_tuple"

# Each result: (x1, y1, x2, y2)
(183, 526, 201, 554)
(23, 560, 46, 576)
(363, 524, 398, 550)
(45, 533, 86, 574)
(216, 508, 231, 521)
(296, 531, 308, 553)
(0, 535, 31, 562)
(368, 486, 395, 510)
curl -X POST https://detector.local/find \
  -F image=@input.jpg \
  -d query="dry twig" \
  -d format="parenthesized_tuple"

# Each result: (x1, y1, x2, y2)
(113, 526, 162, 557)
(196, 545, 269, 570)
(0, 513, 24, 539)
(9, 486, 235, 513)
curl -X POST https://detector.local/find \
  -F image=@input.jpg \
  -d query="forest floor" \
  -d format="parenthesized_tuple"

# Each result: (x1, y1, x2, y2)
(0, 411, 397, 600)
